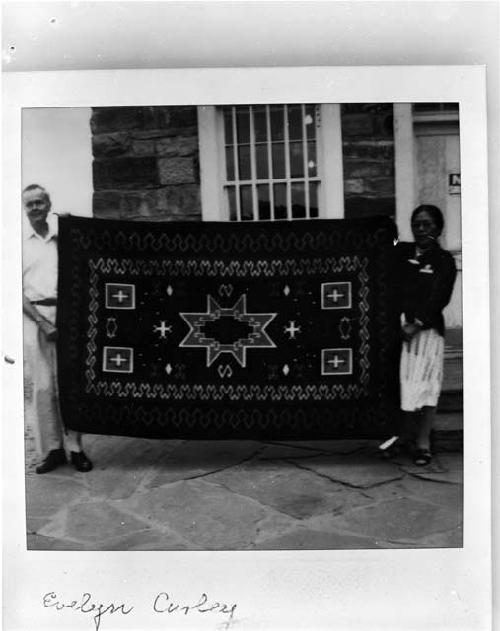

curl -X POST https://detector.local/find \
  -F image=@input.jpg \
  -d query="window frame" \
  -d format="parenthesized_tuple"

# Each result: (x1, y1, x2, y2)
(198, 104, 344, 221)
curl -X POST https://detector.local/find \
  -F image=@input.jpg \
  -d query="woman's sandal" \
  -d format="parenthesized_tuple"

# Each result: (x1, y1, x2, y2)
(379, 436, 412, 459)
(413, 448, 432, 466)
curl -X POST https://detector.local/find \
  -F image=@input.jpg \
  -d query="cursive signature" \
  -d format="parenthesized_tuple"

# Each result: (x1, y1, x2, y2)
(153, 591, 237, 622)
(43, 592, 134, 631)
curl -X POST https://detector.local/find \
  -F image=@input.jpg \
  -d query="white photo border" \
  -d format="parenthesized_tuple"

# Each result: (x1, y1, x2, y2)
(2, 66, 490, 630)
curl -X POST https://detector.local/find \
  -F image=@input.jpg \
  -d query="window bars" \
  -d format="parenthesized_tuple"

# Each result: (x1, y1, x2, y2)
(222, 105, 320, 221)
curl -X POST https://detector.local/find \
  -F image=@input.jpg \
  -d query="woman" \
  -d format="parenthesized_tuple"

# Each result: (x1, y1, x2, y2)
(388, 205, 457, 465)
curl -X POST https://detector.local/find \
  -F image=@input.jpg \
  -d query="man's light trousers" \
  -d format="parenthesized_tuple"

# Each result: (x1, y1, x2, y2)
(24, 305, 81, 457)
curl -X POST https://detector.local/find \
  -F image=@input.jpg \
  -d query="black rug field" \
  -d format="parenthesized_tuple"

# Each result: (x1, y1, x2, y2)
(57, 216, 400, 439)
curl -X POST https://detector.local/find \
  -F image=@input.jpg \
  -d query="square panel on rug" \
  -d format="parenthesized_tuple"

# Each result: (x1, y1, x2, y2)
(57, 216, 400, 439)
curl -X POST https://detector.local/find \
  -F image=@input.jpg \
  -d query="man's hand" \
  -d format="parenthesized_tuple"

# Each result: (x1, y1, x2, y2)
(38, 319, 58, 341)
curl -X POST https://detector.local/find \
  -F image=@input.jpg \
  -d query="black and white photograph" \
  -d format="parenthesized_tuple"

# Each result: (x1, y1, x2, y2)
(21, 101, 464, 552)
(2, 3, 495, 631)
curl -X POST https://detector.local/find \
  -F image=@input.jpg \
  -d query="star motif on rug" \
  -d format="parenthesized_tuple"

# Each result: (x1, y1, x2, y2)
(179, 294, 277, 367)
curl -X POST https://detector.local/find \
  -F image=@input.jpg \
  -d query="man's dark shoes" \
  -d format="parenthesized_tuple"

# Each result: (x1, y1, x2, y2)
(70, 451, 93, 472)
(35, 448, 67, 474)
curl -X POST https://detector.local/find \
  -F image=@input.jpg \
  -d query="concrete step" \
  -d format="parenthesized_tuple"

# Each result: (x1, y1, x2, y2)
(434, 411, 463, 450)
(438, 390, 462, 413)
(440, 338, 463, 412)
(443, 354, 463, 384)
(435, 411, 462, 432)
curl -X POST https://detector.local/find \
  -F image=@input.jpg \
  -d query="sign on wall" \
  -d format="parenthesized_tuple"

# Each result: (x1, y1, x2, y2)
(448, 172, 461, 195)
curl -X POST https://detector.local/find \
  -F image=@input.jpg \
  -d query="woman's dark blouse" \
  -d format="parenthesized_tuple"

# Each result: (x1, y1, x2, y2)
(394, 241, 457, 336)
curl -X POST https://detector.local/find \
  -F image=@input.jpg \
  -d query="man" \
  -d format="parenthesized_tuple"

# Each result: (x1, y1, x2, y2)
(22, 184, 93, 474)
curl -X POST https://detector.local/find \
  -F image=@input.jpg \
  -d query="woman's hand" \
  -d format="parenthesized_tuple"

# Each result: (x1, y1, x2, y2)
(401, 322, 421, 342)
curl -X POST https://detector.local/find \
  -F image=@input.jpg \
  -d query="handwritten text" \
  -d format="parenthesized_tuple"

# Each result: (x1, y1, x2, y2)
(43, 592, 134, 631)
(153, 591, 237, 621)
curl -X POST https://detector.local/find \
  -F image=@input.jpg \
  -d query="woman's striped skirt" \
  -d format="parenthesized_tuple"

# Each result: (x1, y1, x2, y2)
(400, 327, 444, 412)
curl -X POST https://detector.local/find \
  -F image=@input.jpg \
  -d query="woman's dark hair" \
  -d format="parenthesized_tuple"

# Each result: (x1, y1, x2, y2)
(411, 204, 444, 235)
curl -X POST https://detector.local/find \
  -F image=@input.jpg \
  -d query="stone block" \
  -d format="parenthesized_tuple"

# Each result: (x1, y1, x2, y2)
(256, 527, 382, 550)
(344, 196, 395, 219)
(94, 188, 203, 221)
(344, 160, 394, 179)
(120, 190, 161, 219)
(27, 516, 52, 534)
(27, 534, 88, 551)
(131, 139, 156, 157)
(155, 185, 201, 217)
(102, 528, 194, 551)
(86, 469, 146, 501)
(38, 501, 149, 545)
(288, 454, 404, 489)
(342, 103, 392, 115)
(93, 157, 158, 190)
(131, 128, 195, 140)
(343, 140, 394, 161)
(170, 214, 201, 222)
(342, 113, 374, 137)
(341, 104, 393, 139)
(400, 452, 463, 485)
(156, 135, 198, 157)
(417, 525, 463, 548)
(93, 191, 124, 219)
(145, 440, 261, 488)
(87, 435, 182, 466)
(373, 112, 394, 137)
(277, 439, 371, 455)
(26, 476, 87, 519)
(91, 107, 151, 134)
(343, 110, 394, 138)
(365, 176, 395, 196)
(158, 157, 196, 185)
(126, 479, 297, 549)
(168, 106, 198, 129)
(91, 106, 175, 134)
(92, 132, 131, 158)
(207, 460, 369, 520)
(257, 444, 324, 460)
(345, 177, 394, 197)
(397, 473, 463, 509)
(310, 497, 461, 542)
(344, 178, 365, 195)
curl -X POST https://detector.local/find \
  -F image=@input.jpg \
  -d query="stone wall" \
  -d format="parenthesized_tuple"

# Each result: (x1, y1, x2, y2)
(91, 104, 395, 222)
(341, 104, 395, 219)
(91, 106, 202, 221)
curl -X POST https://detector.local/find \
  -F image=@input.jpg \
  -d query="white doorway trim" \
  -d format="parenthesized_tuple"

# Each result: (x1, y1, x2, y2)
(318, 104, 344, 219)
(394, 103, 415, 241)
(198, 105, 226, 221)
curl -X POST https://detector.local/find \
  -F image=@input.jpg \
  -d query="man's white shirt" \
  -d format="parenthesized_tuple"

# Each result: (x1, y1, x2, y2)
(22, 213, 59, 301)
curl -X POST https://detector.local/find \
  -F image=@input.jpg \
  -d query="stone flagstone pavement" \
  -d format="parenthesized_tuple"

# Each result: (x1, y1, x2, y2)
(25, 413, 463, 551)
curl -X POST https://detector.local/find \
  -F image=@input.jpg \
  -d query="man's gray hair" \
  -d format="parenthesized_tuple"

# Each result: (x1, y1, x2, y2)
(22, 184, 51, 203)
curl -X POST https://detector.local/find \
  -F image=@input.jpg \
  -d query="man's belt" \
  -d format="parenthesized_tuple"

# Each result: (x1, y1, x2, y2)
(31, 298, 57, 306)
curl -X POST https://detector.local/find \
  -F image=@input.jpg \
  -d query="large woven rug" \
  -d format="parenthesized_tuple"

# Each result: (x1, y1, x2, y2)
(57, 216, 400, 439)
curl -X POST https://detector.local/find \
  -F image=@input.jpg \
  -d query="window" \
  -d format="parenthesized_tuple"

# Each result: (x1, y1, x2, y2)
(222, 105, 319, 221)
(412, 103, 459, 125)
(413, 103, 459, 113)
(198, 104, 343, 222)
